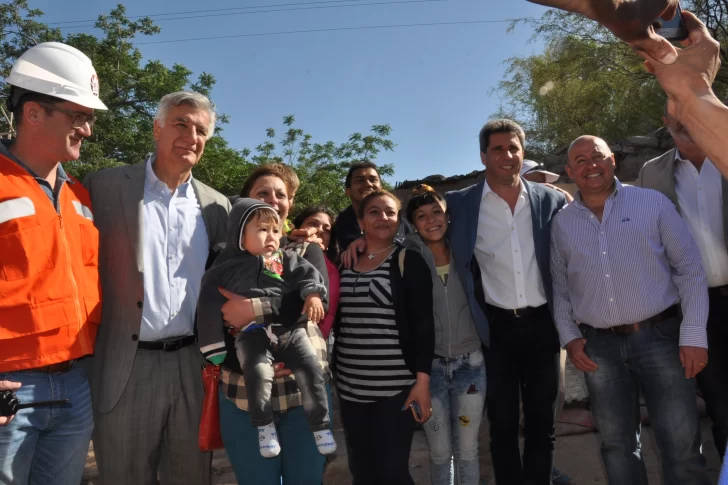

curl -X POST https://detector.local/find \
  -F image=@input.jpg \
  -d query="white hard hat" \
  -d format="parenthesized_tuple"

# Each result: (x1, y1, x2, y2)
(520, 159, 560, 183)
(7, 42, 107, 110)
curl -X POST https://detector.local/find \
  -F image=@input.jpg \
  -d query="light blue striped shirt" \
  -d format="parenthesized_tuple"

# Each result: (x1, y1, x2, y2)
(720, 452, 728, 485)
(550, 180, 708, 348)
(140, 155, 209, 341)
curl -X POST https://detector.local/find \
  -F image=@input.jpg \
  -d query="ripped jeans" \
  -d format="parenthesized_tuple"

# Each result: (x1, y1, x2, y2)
(423, 349, 486, 485)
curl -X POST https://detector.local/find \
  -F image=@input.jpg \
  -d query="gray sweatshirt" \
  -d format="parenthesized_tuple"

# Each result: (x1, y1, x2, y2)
(197, 198, 326, 363)
(403, 234, 481, 358)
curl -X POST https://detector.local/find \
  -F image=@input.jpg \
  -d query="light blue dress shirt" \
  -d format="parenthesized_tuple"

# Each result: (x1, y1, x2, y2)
(550, 180, 708, 349)
(140, 156, 209, 341)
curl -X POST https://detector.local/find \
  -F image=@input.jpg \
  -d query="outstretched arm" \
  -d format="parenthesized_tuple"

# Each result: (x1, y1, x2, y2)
(528, 0, 680, 63)
(639, 11, 728, 179)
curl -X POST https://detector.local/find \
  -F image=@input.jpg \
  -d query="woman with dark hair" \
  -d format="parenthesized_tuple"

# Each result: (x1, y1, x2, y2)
(404, 184, 486, 485)
(292, 206, 339, 339)
(215, 164, 333, 485)
(334, 189, 434, 484)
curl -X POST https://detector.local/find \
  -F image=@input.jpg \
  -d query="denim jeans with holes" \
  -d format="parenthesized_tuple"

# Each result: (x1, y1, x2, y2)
(423, 349, 486, 485)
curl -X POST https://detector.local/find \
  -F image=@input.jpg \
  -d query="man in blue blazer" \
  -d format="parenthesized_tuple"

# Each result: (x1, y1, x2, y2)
(446, 119, 567, 485)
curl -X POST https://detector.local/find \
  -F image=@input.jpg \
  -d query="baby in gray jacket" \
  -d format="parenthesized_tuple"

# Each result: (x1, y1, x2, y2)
(197, 198, 336, 458)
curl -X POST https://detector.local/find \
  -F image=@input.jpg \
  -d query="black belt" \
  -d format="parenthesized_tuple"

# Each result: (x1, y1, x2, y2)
(709, 284, 728, 298)
(486, 303, 548, 320)
(137, 335, 196, 351)
(19, 357, 86, 374)
(584, 304, 680, 335)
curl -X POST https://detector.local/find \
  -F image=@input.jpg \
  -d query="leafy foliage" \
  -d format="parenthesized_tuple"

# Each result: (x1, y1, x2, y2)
(0, 1, 396, 214)
(495, 2, 728, 157)
(249, 115, 395, 215)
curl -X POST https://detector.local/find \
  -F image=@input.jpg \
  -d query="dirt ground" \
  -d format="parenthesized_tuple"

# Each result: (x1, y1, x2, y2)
(82, 403, 722, 484)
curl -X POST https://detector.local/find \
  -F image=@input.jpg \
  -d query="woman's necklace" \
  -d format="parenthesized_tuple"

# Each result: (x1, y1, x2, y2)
(367, 243, 395, 260)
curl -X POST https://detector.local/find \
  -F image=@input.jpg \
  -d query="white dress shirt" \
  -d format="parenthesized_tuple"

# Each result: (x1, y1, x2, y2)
(140, 156, 209, 341)
(474, 180, 547, 310)
(674, 152, 728, 287)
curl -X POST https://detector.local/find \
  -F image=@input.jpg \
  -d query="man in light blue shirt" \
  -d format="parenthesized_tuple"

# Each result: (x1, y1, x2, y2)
(139, 154, 209, 341)
(85, 92, 230, 485)
(550, 135, 710, 485)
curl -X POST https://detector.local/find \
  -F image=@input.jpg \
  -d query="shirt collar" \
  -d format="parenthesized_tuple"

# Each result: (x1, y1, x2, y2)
(1, 140, 72, 185)
(144, 153, 193, 198)
(674, 149, 712, 168)
(572, 177, 622, 210)
(481, 176, 527, 201)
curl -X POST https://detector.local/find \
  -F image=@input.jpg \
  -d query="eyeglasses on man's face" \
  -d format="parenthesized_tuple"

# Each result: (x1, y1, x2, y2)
(38, 102, 97, 129)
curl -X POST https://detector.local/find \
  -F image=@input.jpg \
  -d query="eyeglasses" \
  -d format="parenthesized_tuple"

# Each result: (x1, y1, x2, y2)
(38, 103, 97, 129)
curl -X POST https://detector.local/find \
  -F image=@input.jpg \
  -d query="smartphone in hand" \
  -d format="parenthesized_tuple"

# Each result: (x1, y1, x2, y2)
(655, 3, 688, 42)
(409, 401, 422, 422)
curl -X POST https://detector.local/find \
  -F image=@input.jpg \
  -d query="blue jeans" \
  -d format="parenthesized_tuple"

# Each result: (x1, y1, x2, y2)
(581, 316, 709, 485)
(424, 349, 486, 485)
(219, 383, 333, 485)
(0, 364, 94, 485)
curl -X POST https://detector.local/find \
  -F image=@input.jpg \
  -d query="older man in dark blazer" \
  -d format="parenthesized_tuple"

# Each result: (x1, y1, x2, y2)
(637, 100, 728, 460)
(446, 119, 567, 485)
(85, 91, 230, 485)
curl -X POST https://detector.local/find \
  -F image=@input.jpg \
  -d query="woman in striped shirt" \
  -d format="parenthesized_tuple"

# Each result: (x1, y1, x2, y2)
(333, 189, 435, 485)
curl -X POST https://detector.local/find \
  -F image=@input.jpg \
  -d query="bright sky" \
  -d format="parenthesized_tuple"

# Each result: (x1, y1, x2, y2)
(32, 0, 550, 185)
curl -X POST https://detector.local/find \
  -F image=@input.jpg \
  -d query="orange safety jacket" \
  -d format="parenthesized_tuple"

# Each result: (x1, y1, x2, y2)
(0, 154, 101, 371)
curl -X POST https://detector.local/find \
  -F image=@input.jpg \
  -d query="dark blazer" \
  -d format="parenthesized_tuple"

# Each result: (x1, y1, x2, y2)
(445, 178, 567, 348)
(636, 148, 728, 249)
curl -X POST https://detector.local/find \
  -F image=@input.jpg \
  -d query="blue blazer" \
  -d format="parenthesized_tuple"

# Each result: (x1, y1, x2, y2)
(445, 178, 567, 348)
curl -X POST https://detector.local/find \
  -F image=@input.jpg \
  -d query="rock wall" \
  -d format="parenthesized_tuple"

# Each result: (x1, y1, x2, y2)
(540, 128, 675, 182)
(394, 129, 675, 204)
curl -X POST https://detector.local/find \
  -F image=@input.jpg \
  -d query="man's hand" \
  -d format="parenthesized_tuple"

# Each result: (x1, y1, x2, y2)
(639, 11, 721, 107)
(679, 345, 708, 379)
(542, 183, 574, 203)
(0, 381, 21, 426)
(218, 287, 255, 330)
(287, 227, 325, 250)
(341, 238, 367, 269)
(529, 0, 679, 64)
(303, 294, 324, 323)
(565, 338, 599, 372)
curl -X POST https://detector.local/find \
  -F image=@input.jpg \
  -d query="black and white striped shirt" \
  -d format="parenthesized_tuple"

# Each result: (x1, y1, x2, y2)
(335, 255, 415, 403)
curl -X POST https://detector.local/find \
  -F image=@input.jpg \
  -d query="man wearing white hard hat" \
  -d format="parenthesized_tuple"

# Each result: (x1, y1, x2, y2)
(0, 42, 106, 485)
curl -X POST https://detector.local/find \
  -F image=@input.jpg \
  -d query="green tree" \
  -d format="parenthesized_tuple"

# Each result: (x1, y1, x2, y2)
(251, 115, 396, 215)
(0, 1, 251, 184)
(496, 2, 728, 156)
(0, 2, 396, 210)
(691, 0, 728, 88)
